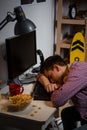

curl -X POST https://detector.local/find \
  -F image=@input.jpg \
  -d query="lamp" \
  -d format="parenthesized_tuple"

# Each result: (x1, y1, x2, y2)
(14, 6, 36, 35)
(0, 6, 36, 35)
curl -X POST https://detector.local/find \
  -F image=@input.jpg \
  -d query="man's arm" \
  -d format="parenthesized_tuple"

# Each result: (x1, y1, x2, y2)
(37, 74, 60, 92)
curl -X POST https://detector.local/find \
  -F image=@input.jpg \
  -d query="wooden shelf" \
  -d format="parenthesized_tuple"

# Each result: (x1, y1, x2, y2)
(62, 19, 86, 25)
(55, 0, 87, 61)
(55, 19, 86, 27)
(59, 43, 70, 49)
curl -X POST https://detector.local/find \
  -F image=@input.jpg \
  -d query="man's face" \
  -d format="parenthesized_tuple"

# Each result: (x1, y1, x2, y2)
(44, 65, 63, 84)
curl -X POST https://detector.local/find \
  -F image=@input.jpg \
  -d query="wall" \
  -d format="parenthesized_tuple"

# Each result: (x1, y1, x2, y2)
(0, 0, 54, 81)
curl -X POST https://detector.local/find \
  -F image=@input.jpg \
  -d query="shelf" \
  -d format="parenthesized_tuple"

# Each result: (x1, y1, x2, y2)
(55, 19, 86, 27)
(62, 19, 86, 25)
(59, 42, 70, 49)
(55, 0, 87, 61)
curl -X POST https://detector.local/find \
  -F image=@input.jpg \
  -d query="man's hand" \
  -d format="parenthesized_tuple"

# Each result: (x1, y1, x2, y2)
(44, 83, 61, 93)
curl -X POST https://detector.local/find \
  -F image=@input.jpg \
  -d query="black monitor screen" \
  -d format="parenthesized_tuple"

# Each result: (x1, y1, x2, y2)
(6, 31, 37, 80)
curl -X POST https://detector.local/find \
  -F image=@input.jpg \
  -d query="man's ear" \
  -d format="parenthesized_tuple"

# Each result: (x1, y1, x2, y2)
(53, 64, 59, 71)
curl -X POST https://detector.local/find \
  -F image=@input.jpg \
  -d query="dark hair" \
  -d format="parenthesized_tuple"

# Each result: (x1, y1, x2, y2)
(40, 55, 67, 73)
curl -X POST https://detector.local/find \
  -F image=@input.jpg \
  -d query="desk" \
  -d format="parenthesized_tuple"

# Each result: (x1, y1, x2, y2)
(0, 83, 57, 130)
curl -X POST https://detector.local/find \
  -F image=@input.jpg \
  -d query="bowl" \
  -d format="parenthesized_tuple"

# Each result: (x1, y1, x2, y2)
(7, 94, 32, 112)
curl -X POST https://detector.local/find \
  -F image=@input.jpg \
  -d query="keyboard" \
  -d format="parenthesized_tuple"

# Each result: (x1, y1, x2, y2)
(20, 77, 36, 84)
(32, 66, 40, 73)
(32, 81, 51, 101)
(19, 73, 37, 84)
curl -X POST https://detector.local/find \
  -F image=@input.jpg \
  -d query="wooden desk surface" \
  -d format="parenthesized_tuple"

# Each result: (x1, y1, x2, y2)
(0, 83, 56, 130)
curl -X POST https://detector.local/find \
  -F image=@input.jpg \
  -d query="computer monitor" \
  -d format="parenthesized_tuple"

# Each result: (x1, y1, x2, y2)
(5, 30, 37, 81)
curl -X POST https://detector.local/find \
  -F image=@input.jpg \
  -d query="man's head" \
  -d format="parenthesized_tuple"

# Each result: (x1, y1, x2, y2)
(40, 55, 67, 84)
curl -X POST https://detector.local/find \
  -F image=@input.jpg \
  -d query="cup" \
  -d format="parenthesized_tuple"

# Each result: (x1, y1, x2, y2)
(9, 83, 24, 96)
